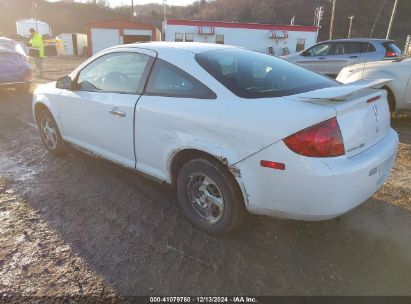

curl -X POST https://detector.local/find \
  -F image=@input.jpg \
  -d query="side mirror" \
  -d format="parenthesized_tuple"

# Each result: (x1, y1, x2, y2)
(56, 76, 73, 90)
(301, 50, 310, 57)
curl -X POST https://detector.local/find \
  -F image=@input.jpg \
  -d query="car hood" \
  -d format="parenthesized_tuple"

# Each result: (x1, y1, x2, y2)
(34, 81, 57, 94)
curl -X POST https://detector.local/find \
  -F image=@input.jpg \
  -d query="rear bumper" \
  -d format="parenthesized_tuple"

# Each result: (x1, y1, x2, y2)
(236, 128, 399, 220)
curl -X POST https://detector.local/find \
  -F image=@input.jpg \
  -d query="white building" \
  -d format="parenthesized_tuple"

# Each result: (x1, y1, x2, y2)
(55, 33, 88, 57)
(163, 19, 319, 56)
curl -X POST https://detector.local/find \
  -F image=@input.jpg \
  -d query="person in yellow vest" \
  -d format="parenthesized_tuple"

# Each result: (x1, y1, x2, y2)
(29, 28, 45, 77)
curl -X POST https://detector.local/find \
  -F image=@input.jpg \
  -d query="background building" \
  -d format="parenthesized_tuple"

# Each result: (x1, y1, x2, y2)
(163, 19, 319, 56)
(87, 19, 161, 56)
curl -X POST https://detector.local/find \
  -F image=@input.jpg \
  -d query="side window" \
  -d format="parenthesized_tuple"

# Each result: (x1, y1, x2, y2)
(332, 42, 371, 55)
(76, 52, 151, 93)
(306, 43, 333, 56)
(145, 59, 216, 99)
(360, 42, 376, 53)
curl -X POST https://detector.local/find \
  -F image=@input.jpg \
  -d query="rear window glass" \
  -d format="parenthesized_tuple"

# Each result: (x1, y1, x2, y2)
(360, 43, 376, 53)
(383, 42, 402, 54)
(145, 59, 216, 99)
(195, 49, 337, 99)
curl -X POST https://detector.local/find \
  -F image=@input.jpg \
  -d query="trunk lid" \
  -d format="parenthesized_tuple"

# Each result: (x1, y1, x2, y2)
(287, 79, 392, 158)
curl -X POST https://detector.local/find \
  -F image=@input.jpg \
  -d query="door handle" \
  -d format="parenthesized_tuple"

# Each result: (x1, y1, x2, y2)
(349, 56, 359, 59)
(318, 57, 326, 60)
(109, 109, 126, 118)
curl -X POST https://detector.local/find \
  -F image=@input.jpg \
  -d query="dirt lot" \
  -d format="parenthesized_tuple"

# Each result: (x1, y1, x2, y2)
(0, 57, 410, 298)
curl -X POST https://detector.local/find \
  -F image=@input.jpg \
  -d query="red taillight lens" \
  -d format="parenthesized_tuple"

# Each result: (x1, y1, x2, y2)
(385, 51, 398, 57)
(283, 117, 345, 157)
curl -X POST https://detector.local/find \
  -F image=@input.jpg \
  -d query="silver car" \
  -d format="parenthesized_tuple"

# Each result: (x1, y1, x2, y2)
(283, 38, 402, 77)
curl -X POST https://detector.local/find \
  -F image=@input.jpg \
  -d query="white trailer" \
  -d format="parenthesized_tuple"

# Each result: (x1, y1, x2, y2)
(16, 19, 52, 37)
(164, 19, 319, 56)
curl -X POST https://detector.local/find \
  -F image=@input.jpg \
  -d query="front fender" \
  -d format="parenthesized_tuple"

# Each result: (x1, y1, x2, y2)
(32, 85, 61, 129)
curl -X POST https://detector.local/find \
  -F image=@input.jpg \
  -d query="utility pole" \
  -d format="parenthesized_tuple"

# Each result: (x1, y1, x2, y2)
(329, 0, 336, 40)
(348, 15, 354, 38)
(163, 0, 167, 21)
(131, 0, 134, 21)
(386, 0, 399, 39)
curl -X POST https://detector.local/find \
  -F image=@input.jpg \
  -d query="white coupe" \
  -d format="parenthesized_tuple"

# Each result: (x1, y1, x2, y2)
(337, 58, 411, 115)
(33, 42, 399, 234)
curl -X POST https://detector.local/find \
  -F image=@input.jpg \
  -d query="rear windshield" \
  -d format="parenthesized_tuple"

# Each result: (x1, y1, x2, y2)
(383, 41, 402, 54)
(195, 49, 337, 98)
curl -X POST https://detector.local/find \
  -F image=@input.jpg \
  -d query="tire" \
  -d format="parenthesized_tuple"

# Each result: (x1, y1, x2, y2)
(37, 109, 67, 156)
(176, 157, 245, 234)
(384, 87, 396, 119)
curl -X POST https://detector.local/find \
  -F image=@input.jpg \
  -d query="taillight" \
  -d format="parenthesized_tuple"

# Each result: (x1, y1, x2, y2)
(385, 51, 398, 57)
(283, 117, 345, 157)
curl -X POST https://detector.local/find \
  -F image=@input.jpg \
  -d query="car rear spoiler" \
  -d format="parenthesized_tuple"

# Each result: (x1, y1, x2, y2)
(298, 79, 392, 101)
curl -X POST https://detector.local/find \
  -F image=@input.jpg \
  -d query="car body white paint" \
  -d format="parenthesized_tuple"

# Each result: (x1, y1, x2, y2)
(337, 58, 411, 114)
(33, 42, 399, 221)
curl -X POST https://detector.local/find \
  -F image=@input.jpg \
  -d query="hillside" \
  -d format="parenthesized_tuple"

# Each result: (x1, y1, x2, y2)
(0, 0, 410, 47)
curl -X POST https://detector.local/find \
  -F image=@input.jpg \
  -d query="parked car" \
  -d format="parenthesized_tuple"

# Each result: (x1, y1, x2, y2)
(0, 37, 32, 92)
(32, 42, 398, 234)
(337, 57, 411, 115)
(283, 39, 402, 77)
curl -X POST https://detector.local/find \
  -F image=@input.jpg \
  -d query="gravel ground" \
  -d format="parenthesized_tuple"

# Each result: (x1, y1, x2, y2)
(0, 57, 410, 298)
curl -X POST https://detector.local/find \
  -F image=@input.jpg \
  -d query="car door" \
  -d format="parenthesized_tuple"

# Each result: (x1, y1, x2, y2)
(57, 49, 155, 168)
(134, 58, 218, 181)
(294, 42, 334, 75)
(326, 42, 362, 76)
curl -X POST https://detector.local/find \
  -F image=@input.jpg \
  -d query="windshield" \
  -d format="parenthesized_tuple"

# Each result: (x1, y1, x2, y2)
(195, 48, 337, 98)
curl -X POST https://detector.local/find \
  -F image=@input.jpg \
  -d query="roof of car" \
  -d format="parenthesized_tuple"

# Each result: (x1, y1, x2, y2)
(322, 38, 393, 43)
(115, 42, 237, 54)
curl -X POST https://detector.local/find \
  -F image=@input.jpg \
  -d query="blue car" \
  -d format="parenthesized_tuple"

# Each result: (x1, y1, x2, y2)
(0, 37, 32, 92)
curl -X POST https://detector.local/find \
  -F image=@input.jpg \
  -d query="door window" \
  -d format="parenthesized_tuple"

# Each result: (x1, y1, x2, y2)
(76, 52, 151, 93)
(145, 59, 216, 99)
(332, 42, 362, 55)
(306, 43, 333, 56)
